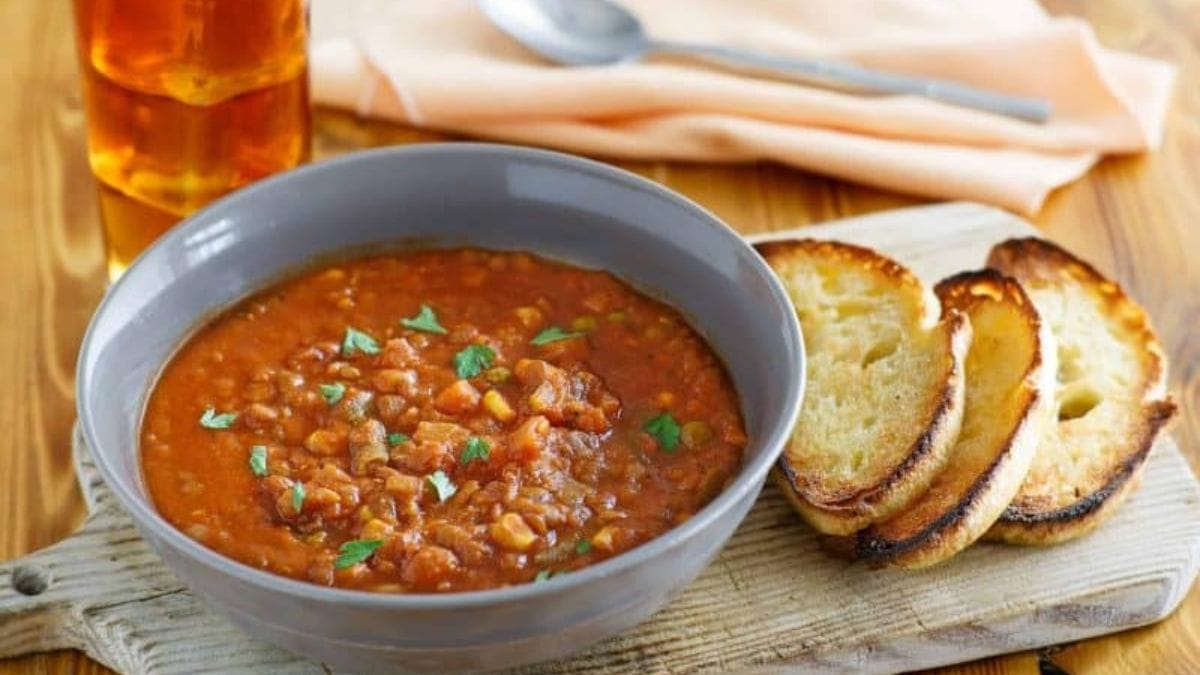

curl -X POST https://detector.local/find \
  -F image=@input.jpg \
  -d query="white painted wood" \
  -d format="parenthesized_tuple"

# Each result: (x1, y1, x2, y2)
(2, 202, 1197, 674)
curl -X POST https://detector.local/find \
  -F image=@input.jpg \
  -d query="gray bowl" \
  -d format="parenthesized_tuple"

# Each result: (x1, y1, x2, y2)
(76, 144, 804, 673)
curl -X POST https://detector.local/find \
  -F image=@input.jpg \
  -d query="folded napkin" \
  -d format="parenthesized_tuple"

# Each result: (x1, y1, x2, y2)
(311, 0, 1174, 215)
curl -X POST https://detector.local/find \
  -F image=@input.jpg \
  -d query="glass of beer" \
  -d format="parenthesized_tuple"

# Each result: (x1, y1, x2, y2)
(72, 0, 312, 279)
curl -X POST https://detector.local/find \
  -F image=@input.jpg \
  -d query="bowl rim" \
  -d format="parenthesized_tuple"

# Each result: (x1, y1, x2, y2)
(76, 142, 805, 611)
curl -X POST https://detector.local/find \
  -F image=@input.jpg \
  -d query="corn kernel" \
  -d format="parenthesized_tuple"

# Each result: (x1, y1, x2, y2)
(304, 428, 345, 455)
(484, 366, 511, 384)
(490, 513, 537, 551)
(515, 306, 543, 327)
(361, 518, 394, 541)
(571, 315, 598, 332)
(681, 421, 714, 449)
(482, 390, 517, 423)
(591, 526, 618, 551)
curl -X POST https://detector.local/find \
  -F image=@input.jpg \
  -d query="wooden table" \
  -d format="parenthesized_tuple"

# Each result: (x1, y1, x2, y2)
(2, 1, 1196, 673)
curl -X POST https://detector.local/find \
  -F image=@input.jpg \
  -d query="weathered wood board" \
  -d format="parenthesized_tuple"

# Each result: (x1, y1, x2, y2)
(1, 202, 1197, 674)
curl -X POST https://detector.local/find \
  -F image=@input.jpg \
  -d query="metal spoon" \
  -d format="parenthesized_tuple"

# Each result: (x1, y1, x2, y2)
(477, 0, 1052, 124)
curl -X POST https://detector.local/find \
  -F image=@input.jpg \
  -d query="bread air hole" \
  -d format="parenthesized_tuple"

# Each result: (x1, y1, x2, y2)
(861, 338, 899, 368)
(836, 300, 874, 320)
(1059, 387, 1102, 421)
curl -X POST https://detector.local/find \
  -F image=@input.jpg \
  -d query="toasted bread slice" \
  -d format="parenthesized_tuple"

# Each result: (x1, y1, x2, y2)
(984, 238, 1177, 544)
(756, 239, 971, 535)
(845, 271, 1056, 568)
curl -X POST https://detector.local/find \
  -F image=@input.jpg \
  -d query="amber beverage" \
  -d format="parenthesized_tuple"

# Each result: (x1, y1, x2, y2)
(73, 0, 311, 279)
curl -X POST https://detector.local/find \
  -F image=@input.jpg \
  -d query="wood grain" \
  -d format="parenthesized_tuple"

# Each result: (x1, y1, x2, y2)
(1, 207, 1197, 675)
(1, 0, 1197, 672)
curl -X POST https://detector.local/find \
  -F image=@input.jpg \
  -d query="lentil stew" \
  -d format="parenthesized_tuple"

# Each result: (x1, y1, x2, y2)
(141, 248, 747, 593)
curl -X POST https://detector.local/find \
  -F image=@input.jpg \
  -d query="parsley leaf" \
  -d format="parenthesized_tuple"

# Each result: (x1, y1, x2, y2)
(575, 539, 592, 555)
(249, 445, 268, 477)
(401, 304, 447, 334)
(341, 327, 381, 357)
(530, 326, 585, 346)
(387, 432, 410, 446)
(534, 569, 553, 583)
(334, 538, 383, 570)
(460, 437, 490, 465)
(319, 382, 346, 405)
(644, 412, 681, 451)
(292, 482, 306, 514)
(453, 344, 495, 379)
(199, 407, 237, 430)
(426, 470, 457, 502)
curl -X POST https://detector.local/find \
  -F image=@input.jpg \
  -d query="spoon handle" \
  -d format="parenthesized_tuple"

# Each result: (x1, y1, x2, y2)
(652, 41, 1051, 124)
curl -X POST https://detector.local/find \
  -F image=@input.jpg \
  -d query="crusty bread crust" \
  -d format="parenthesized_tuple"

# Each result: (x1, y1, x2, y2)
(776, 317, 969, 535)
(847, 270, 1055, 567)
(755, 239, 931, 320)
(984, 238, 1177, 544)
(986, 400, 1174, 544)
(757, 239, 970, 534)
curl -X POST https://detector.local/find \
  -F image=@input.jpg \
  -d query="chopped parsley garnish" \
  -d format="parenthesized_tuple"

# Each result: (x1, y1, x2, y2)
(341, 326, 380, 357)
(530, 326, 585, 346)
(460, 437, 490, 465)
(534, 569, 553, 583)
(199, 407, 237, 430)
(291, 482, 306, 514)
(426, 470, 457, 502)
(575, 539, 592, 555)
(249, 445, 269, 477)
(453, 344, 495, 379)
(334, 539, 383, 570)
(387, 432, 410, 446)
(319, 382, 346, 405)
(644, 412, 682, 452)
(400, 304, 447, 334)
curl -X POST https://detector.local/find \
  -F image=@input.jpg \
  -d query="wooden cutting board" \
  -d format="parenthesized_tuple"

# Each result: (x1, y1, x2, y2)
(2, 202, 1197, 674)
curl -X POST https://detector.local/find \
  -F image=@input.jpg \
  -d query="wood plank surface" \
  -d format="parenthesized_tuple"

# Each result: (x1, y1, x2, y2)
(1, 0, 1197, 673)
(2, 206, 1197, 674)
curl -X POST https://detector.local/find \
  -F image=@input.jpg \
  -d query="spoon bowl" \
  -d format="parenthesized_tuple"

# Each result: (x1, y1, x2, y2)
(478, 0, 647, 66)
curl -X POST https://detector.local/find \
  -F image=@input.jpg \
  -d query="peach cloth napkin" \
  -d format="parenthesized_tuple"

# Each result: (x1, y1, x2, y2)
(310, 0, 1174, 215)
